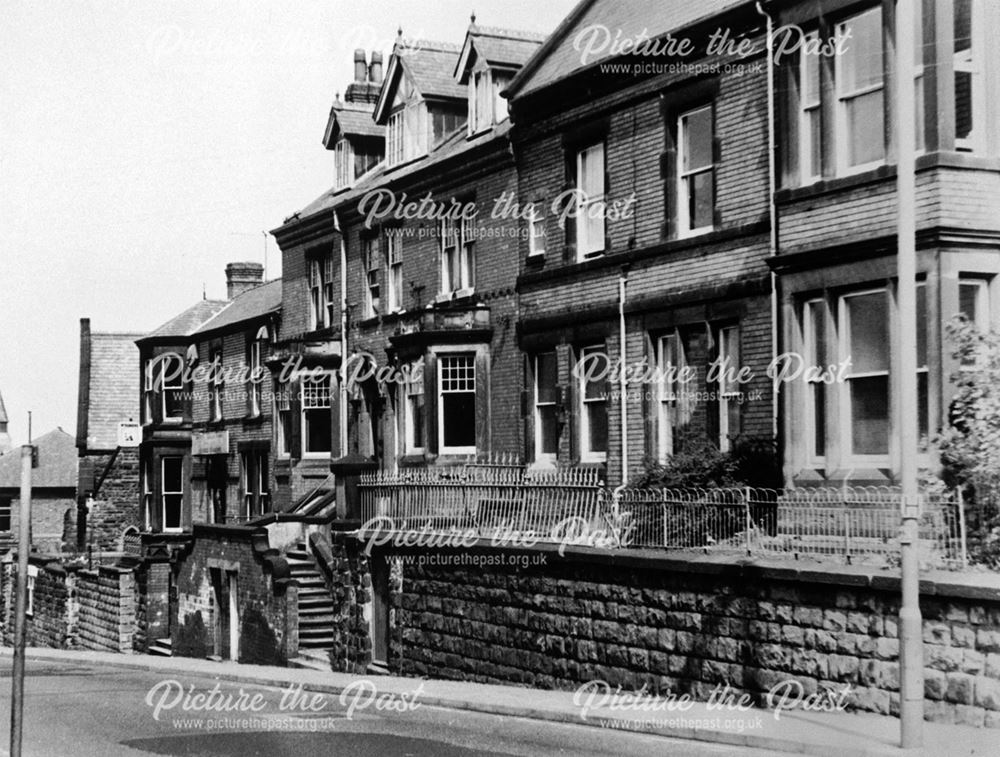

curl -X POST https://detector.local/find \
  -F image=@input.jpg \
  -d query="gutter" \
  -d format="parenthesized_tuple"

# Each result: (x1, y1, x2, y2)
(756, 0, 780, 443)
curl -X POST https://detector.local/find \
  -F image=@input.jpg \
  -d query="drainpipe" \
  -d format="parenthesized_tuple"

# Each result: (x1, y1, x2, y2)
(756, 1, 779, 444)
(334, 210, 349, 457)
(618, 270, 629, 487)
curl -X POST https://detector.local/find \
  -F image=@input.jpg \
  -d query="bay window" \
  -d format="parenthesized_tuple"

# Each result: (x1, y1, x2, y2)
(954, 0, 986, 152)
(161, 456, 184, 532)
(402, 364, 425, 454)
(656, 331, 685, 462)
(677, 105, 715, 236)
(840, 290, 890, 459)
(533, 352, 559, 462)
(575, 143, 605, 259)
(161, 353, 185, 422)
(438, 354, 476, 455)
(803, 299, 828, 462)
(577, 346, 608, 461)
(302, 373, 332, 456)
(800, 33, 822, 184)
(835, 8, 885, 173)
(142, 458, 153, 530)
(717, 325, 741, 452)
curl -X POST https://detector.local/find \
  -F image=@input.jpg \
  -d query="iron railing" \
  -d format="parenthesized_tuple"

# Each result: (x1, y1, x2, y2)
(357, 467, 968, 568)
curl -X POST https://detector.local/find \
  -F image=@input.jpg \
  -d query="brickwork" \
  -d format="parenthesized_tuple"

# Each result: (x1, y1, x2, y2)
(5, 493, 76, 555)
(0, 560, 75, 648)
(387, 549, 1000, 728)
(173, 527, 296, 665)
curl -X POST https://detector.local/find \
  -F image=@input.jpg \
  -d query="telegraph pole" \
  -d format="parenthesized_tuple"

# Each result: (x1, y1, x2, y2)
(895, 0, 923, 747)
(10, 444, 33, 757)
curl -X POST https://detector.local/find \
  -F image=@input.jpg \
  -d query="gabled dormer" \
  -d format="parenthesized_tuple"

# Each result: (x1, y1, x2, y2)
(323, 50, 386, 191)
(373, 36, 465, 169)
(454, 21, 545, 136)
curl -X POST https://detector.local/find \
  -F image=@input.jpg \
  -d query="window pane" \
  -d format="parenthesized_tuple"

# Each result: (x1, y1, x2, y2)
(442, 393, 476, 448)
(851, 375, 889, 455)
(808, 110, 822, 176)
(587, 402, 608, 453)
(917, 284, 927, 367)
(163, 495, 182, 530)
(690, 170, 714, 230)
(955, 71, 973, 142)
(536, 353, 557, 404)
(841, 9, 883, 92)
(846, 89, 885, 166)
(847, 292, 889, 373)
(306, 409, 332, 453)
(583, 351, 608, 399)
(918, 371, 929, 443)
(163, 458, 183, 492)
(683, 108, 713, 171)
(538, 406, 559, 455)
(813, 384, 827, 457)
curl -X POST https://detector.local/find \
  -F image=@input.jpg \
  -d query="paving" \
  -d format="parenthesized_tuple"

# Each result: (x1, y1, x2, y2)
(0, 647, 996, 757)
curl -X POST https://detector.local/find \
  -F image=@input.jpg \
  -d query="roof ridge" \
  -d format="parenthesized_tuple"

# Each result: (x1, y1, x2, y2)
(470, 25, 548, 42)
(398, 38, 461, 54)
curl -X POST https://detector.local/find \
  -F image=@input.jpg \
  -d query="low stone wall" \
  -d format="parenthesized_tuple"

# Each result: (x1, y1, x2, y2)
(317, 531, 372, 674)
(76, 566, 136, 653)
(0, 558, 76, 648)
(383, 545, 1000, 728)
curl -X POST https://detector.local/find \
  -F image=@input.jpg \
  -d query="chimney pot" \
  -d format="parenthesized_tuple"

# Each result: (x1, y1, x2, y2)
(354, 49, 367, 83)
(225, 261, 264, 300)
(369, 51, 384, 83)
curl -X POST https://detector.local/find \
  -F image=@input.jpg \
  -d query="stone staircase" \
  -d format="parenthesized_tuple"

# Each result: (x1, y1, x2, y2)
(148, 637, 172, 657)
(285, 542, 336, 660)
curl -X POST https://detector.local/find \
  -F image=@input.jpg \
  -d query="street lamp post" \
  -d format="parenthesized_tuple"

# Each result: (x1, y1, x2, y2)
(895, 0, 924, 748)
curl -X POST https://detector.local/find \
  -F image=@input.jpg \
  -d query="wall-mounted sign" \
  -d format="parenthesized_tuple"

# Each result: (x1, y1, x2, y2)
(191, 430, 229, 456)
(117, 422, 141, 448)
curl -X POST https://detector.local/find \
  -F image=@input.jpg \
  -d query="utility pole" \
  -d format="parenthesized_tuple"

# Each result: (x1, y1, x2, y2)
(895, 0, 923, 748)
(10, 444, 33, 757)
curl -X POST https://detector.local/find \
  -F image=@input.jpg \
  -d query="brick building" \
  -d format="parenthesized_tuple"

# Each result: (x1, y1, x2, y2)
(75, 320, 144, 552)
(0, 428, 78, 554)
(272, 25, 544, 485)
(770, 0, 1000, 485)
(506, 1, 775, 485)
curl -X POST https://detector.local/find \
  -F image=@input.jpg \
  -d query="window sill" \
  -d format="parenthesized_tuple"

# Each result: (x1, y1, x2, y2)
(676, 227, 714, 241)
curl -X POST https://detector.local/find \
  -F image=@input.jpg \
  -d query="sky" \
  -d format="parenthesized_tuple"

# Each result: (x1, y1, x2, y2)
(0, 0, 577, 446)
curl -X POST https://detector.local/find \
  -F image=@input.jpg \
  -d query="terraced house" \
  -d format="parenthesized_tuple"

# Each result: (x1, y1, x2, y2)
(506, 1, 776, 484)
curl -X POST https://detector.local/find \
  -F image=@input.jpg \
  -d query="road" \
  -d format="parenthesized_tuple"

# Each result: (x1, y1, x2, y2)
(0, 657, 785, 757)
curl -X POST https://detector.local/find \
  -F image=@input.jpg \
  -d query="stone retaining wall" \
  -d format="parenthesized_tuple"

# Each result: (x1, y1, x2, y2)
(76, 566, 136, 653)
(385, 546, 1000, 728)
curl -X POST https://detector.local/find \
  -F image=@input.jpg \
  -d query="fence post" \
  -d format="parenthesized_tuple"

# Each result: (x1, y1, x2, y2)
(957, 488, 968, 570)
(844, 508, 851, 563)
(745, 487, 752, 556)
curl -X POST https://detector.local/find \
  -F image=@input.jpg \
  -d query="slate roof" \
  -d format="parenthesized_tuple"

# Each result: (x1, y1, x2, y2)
(455, 25, 546, 81)
(0, 428, 77, 489)
(142, 300, 229, 341)
(192, 279, 282, 336)
(82, 332, 142, 450)
(323, 101, 383, 148)
(507, 0, 748, 97)
(399, 42, 465, 100)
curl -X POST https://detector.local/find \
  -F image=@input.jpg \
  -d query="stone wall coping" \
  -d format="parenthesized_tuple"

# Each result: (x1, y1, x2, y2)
(367, 537, 1000, 601)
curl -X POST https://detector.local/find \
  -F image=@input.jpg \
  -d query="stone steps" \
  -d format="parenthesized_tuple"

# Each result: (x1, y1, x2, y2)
(286, 543, 336, 652)
(148, 637, 172, 657)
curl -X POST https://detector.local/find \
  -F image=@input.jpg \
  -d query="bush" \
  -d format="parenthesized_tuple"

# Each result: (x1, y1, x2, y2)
(634, 431, 782, 490)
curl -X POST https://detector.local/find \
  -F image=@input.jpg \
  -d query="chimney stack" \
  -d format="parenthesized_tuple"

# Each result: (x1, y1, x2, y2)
(354, 49, 367, 83)
(225, 262, 264, 300)
(369, 51, 383, 84)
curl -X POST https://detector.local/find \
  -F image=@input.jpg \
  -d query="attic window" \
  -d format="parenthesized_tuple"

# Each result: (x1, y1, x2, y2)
(469, 69, 513, 135)
(334, 137, 353, 190)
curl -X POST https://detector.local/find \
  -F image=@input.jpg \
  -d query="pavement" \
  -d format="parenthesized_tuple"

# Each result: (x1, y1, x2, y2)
(0, 647, 996, 757)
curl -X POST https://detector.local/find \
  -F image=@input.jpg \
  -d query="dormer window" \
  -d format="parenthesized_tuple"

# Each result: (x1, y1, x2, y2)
(385, 75, 428, 168)
(334, 137, 353, 190)
(468, 68, 513, 135)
